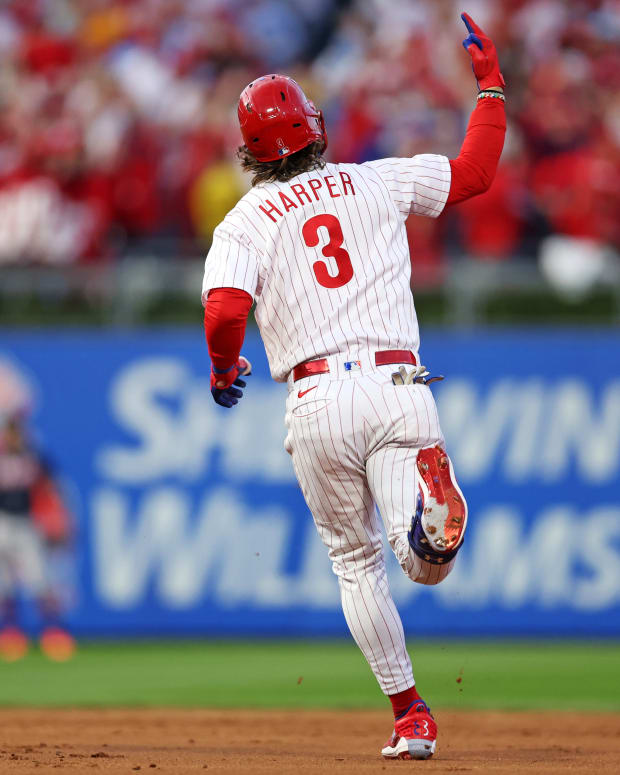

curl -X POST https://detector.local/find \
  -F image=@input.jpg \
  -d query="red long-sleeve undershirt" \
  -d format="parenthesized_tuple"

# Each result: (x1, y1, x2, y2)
(447, 97, 506, 204)
(204, 97, 506, 369)
(204, 287, 253, 371)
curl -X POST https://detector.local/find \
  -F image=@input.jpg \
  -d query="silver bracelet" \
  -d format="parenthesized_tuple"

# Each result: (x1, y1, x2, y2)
(477, 90, 505, 101)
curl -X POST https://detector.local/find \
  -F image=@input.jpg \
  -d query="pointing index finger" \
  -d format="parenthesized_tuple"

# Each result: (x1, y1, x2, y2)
(461, 12, 484, 36)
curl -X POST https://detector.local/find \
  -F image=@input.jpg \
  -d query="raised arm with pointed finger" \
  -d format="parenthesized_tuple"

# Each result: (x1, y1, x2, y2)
(446, 12, 507, 205)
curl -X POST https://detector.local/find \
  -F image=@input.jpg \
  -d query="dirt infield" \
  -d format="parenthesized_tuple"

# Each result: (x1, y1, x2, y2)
(0, 709, 618, 773)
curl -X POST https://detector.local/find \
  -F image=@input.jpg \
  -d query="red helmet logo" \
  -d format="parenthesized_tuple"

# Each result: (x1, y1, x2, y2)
(238, 74, 327, 163)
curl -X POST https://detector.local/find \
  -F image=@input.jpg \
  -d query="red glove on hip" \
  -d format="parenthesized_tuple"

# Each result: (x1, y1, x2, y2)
(461, 12, 505, 91)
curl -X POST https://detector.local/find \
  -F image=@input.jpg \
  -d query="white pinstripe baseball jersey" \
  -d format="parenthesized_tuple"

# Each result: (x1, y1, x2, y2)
(201, 155, 451, 381)
(203, 151, 466, 702)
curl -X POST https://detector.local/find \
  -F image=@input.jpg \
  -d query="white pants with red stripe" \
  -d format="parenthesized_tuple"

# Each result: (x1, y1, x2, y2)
(284, 356, 457, 695)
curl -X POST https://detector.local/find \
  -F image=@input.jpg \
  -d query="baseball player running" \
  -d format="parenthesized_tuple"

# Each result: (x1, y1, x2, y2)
(202, 13, 505, 760)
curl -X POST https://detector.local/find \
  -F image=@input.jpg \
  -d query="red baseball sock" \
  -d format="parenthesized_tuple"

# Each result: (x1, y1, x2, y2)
(389, 686, 421, 719)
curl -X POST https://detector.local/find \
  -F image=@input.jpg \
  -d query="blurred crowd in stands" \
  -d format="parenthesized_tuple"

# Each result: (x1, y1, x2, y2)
(0, 0, 618, 292)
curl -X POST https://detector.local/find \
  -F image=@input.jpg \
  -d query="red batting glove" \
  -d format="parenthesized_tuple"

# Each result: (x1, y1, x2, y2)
(461, 12, 505, 91)
(210, 356, 252, 408)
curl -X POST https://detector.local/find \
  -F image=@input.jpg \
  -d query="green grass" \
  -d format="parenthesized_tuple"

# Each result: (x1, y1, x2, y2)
(0, 640, 618, 711)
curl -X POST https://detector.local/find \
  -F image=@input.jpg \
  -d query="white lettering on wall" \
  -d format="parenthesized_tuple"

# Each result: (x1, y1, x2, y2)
(436, 379, 620, 483)
(93, 484, 336, 609)
(93, 482, 619, 614)
(90, 356, 620, 621)
(96, 359, 292, 484)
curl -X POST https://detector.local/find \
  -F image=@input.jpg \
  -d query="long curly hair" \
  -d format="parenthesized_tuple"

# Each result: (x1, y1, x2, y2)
(237, 141, 326, 187)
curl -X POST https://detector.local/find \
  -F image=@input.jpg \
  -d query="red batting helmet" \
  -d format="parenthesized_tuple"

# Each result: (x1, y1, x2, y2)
(238, 74, 327, 163)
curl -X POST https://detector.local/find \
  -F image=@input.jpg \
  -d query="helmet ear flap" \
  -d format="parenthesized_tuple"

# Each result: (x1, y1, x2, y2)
(307, 99, 327, 153)
(318, 110, 328, 154)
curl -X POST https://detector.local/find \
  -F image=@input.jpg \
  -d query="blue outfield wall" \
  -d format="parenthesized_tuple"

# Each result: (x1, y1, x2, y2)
(1, 328, 619, 637)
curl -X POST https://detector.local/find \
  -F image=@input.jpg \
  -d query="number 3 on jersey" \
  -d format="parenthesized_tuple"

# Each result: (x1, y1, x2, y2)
(302, 214, 354, 289)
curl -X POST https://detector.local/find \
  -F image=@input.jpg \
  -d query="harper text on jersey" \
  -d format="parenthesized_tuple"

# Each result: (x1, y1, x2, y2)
(258, 172, 356, 223)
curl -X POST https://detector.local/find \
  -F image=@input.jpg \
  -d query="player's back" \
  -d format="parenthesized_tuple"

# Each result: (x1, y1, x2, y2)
(202, 155, 450, 381)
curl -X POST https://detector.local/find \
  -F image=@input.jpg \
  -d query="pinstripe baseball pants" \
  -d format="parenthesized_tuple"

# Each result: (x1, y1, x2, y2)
(284, 357, 457, 695)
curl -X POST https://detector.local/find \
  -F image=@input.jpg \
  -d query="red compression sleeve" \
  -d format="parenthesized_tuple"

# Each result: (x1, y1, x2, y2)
(447, 98, 506, 205)
(204, 287, 253, 370)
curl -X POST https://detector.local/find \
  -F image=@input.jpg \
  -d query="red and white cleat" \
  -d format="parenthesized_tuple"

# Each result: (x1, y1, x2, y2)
(0, 626, 29, 662)
(409, 445, 467, 562)
(381, 699, 437, 760)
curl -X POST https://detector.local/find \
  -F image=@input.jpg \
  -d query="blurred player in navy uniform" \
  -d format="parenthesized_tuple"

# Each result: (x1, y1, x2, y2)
(0, 362, 76, 661)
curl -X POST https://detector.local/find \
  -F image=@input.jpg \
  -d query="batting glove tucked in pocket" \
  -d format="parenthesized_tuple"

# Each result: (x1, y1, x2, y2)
(391, 365, 444, 386)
